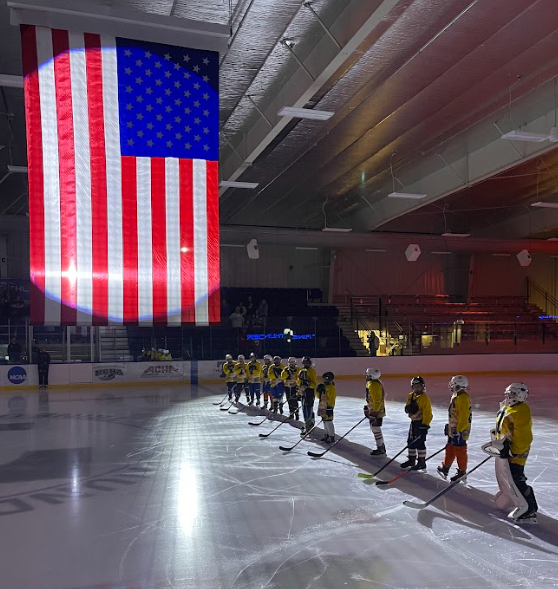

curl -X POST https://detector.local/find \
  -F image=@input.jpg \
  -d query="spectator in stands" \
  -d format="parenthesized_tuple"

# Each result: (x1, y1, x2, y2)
(221, 298, 231, 323)
(230, 306, 245, 329)
(38, 346, 51, 389)
(246, 296, 255, 321)
(8, 337, 21, 363)
(250, 311, 264, 331)
(368, 331, 380, 357)
(257, 299, 269, 318)
(238, 301, 247, 317)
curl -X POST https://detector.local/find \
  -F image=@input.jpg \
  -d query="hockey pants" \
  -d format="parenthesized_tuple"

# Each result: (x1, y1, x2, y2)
(285, 387, 299, 417)
(302, 387, 315, 429)
(407, 420, 427, 461)
(227, 382, 235, 400)
(442, 441, 468, 471)
(248, 383, 260, 403)
(234, 382, 249, 401)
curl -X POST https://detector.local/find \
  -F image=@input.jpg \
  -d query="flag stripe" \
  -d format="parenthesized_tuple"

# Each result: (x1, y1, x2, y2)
(36, 26, 62, 326)
(84, 33, 109, 325)
(69, 31, 93, 326)
(52, 29, 77, 325)
(193, 159, 209, 325)
(101, 36, 123, 324)
(165, 158, 181, 326)
(21, 25, 45, 325)
(151, 158, 167, 323)
(206, 160, 220, 324)
(122, 156, 138, 323)
(179, 159, 195, 323)
(136, 158, 153, 326)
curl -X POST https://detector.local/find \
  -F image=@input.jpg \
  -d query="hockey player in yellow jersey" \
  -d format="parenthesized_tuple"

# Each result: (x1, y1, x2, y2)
(233, 355, 249, 403)
(297, 356, 318, 435)
(482, 383, 538, 523)
(437, 375, 472, 482)
(268, 356, 285, 414)
(222, 354, 237, 401)
(261, 355, 272, 409)
(364, 368, 386, 456)
(401, 376, 433, 470)
(316, 372, 336, 443)
(282, 357, 301, 420)
(247, 353, 262, 405)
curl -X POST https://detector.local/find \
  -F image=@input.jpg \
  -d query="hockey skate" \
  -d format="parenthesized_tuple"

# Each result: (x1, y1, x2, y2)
(411, 460, 427, 471)
(450, 469, 467, 483)
(370, 445, 386, 456)
(512, 510, 537, 524)
(400, 457, 416, 469)
(437, 465, 449, 480)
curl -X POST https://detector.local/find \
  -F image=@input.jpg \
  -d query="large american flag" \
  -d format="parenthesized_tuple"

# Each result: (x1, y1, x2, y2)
(21, 25, 220, 326)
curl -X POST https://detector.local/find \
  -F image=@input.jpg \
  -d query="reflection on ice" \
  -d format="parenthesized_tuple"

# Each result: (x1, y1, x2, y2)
(178, 461, 199, 535)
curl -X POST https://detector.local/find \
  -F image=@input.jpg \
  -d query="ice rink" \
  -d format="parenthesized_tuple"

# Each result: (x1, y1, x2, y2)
(1, 373, 557, 589)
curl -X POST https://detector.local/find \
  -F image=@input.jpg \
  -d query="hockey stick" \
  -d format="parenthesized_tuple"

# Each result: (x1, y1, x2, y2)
(213, 393, 229, 406)
(220, 401, 234, 411)
(307, 415, 368, 458)
(375, 444, 448, 486)
(357, 436, 422, 479)
(278, 419, 324, 451)
(403, 455, 493, 510)
(258, 405, 300, 438)
(248, 400, 289, 425)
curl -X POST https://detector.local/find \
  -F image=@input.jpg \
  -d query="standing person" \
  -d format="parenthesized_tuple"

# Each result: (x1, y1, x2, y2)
(38, 347, 51, 389)
(261, 355, 272, 409)
(282, 357, 300, 420)
(483, 383, 538, 523)
(229, 307, 245, 329)
(268, 356, 285, 414)
(297, 356, 318, 435)
(438, 375, 472, 482)
(247, 352, 262, 405)
(257, 299, 268, 318)
(367, 331, 380, 357)
(31, 339, 41, 365)
(401, 376, 433, 470)
(234, 355, 249, 403)
(317, 372, 336, 443)
(364, 368, 386, 456)
(222, 354, 237, 401)
(8, 337, 21, 364)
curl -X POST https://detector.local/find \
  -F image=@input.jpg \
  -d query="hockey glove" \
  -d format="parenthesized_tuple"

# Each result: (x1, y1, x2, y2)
(405, 400, 419, 415)
(326, 407, 334, 419)
(444, 423, 449, 436)
(363, 405, 370, 418)
(316, 384, 326, 395)
(301, 379, 310, 387)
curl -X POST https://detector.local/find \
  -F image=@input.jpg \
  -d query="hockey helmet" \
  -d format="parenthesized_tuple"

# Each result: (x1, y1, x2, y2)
(273, 355, 282, 364)
(302, 356, 312, 367)
(225, 354, 233, 362)
(365, 368, 381, 381)
(504, 382, 528, 406)
(322, 371, 335, 383)
(411, 376, 425, 391)
(249, 352, 257, 360)
(449, 375, 469, 393)
(237, 354, 245, 363)
(263, 354, 272, 364)
(287, 356, 296, 366)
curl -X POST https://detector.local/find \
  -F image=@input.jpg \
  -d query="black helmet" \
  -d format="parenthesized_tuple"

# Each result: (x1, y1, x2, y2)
(411, 376, 425, 389)
(322, 371, 335, 383)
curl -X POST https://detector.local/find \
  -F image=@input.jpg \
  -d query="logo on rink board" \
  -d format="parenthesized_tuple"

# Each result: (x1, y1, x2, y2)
(94, 366, 125, 382)
(7, 366, 27, 385)
(141, 364, 182, 378)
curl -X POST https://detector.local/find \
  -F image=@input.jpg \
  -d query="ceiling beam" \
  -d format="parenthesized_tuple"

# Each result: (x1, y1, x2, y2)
(0, 74, 23, 89)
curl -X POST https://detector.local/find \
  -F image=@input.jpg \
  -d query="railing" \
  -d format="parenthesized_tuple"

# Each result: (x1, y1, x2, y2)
(527, 278, 558, 320)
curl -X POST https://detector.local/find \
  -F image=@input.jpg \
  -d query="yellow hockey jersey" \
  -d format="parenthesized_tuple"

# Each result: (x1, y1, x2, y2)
(405, 391, 433, 426)
(234, 362, 249, 383)
(261, 363, 271, 383)
(281, 365, 300, 387)
(495, 402, 533, 465)
(297, 366, 317, 390)
(222, 361, 237, 383)
(317, 382, 336, 421)
(366, 380, 386, 418)
(247, 360, 262, 383)
(448, 390, 471, 440)
(268, 363, 285, 387)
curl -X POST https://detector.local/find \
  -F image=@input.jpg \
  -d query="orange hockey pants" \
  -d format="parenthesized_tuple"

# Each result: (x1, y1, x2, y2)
(442, 442, 468, 471)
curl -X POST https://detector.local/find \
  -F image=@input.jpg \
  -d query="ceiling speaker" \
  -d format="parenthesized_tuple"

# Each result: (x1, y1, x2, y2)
(517, 249, 532, 267)
(405, 244, 421, 262)
(247, 238, 259, 260)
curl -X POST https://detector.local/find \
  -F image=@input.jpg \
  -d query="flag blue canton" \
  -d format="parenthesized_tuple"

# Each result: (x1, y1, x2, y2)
(116, 38, 219, 161)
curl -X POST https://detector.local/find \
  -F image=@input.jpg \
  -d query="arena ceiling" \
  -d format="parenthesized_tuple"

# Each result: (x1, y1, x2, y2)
(1, 0, 558, 242)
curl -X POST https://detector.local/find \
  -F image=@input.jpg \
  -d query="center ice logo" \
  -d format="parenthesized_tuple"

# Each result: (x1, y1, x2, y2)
(7, 366, 27, 385)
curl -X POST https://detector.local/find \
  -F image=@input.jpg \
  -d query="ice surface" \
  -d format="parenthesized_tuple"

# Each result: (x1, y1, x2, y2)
(0, 374, 557, 589)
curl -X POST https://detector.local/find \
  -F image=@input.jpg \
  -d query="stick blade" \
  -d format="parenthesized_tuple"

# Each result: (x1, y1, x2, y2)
(248, 421, 263, 426)
(357, 473, 374, 479)
(258, 433, 270, 438)
(219, 406, 230, 411)
(375, 480, 389, 486)
(307, 451, 325, 458)
(403, 500, 427, 510)
(279, 446, 294, 452)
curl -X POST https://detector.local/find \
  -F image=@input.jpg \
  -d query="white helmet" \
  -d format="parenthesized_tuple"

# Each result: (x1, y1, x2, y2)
(365, 368, 381, 381)
(504, 383, 528, 406)
(449, 375, 469, 393)
(263, 354, 272, 364)
(249, 352, 257, 360)
(288, 356, 296, 366)
(237, 354, 245, 363)
(225, 354, 233, 361)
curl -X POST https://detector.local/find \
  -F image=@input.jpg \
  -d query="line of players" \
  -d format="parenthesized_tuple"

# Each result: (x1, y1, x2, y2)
(221, 354, 538, 523)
